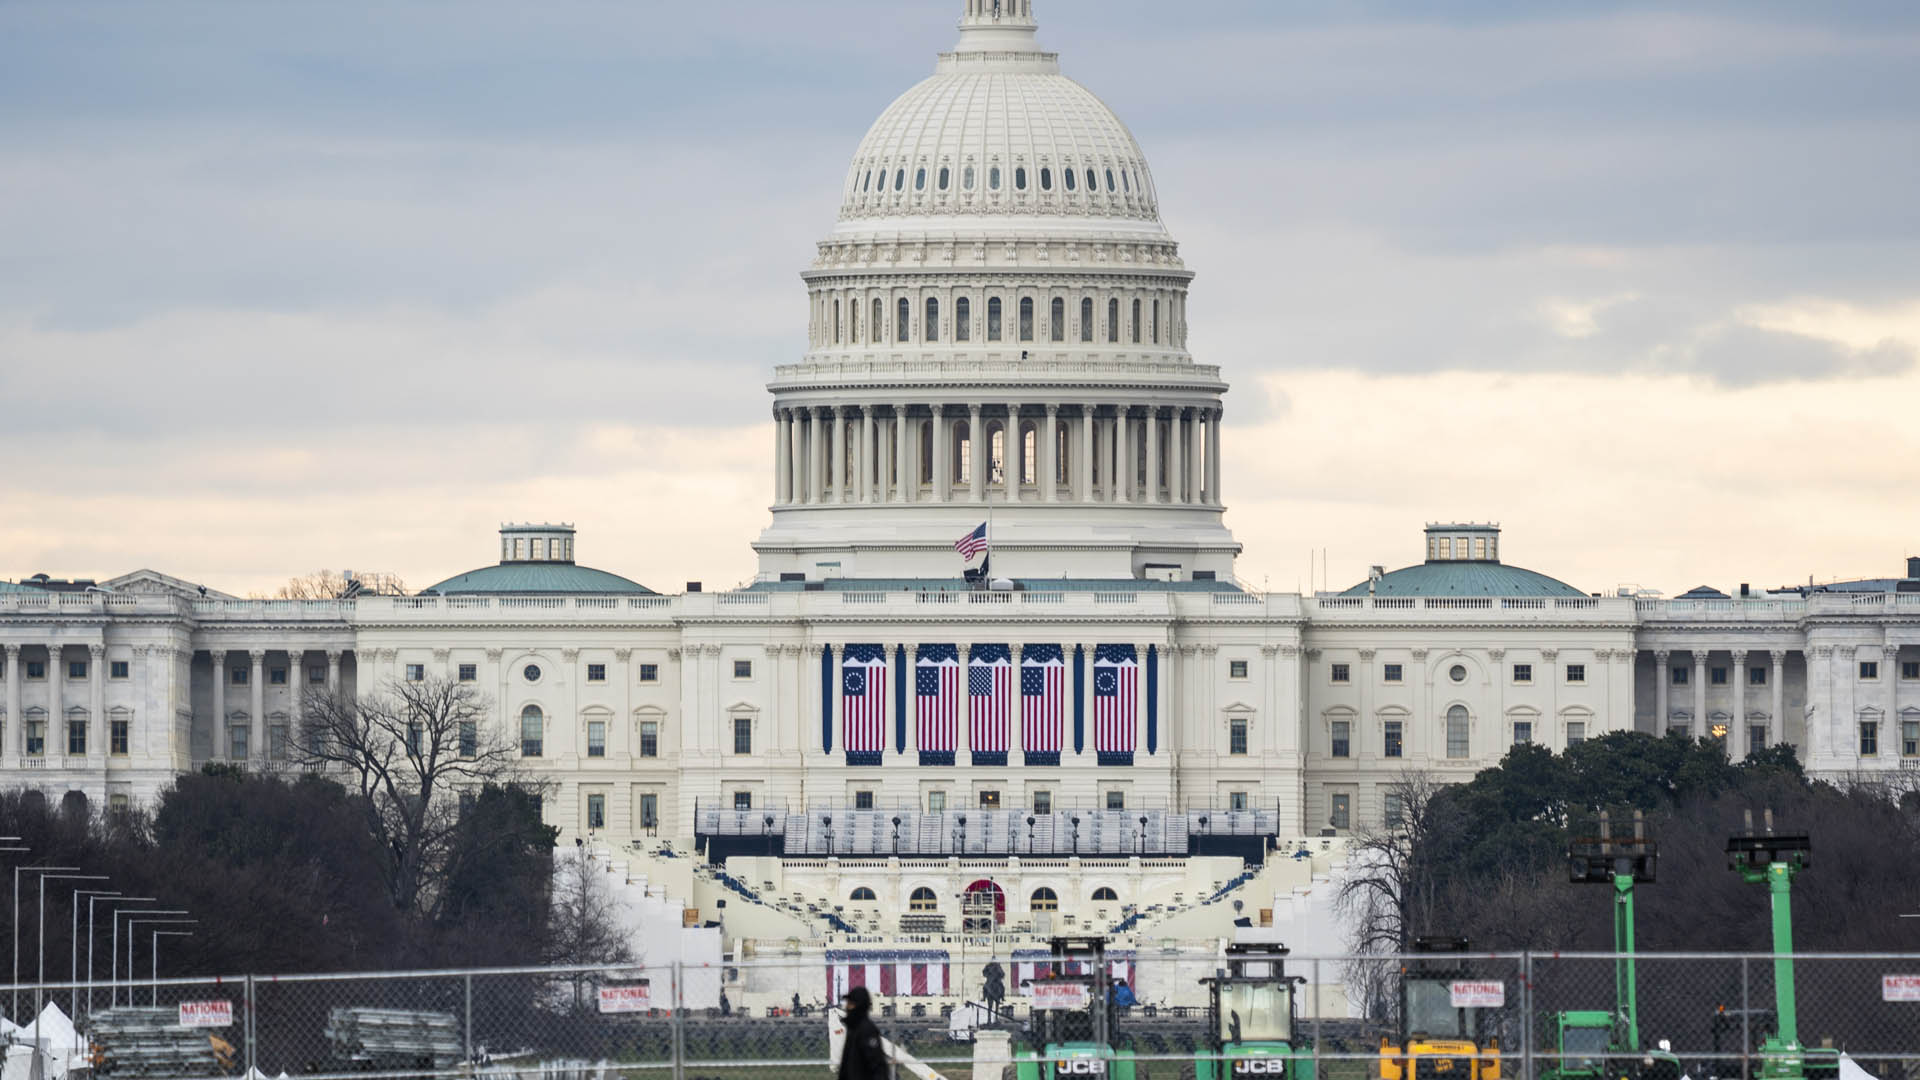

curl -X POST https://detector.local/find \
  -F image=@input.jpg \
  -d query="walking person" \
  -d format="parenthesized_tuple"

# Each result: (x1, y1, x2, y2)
(837, 986, 891, 1080)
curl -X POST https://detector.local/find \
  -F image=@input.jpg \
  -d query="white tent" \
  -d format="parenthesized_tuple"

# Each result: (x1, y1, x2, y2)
(1, 1004, 84, 1080)
(1838, 1053, 1873, 1080)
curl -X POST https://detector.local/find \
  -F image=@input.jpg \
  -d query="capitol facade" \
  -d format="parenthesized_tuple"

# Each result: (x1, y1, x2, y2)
(4, 0, 1918, 866)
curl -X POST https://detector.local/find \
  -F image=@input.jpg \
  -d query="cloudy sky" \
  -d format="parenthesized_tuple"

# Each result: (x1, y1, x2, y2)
(4, 0, 1918, 597)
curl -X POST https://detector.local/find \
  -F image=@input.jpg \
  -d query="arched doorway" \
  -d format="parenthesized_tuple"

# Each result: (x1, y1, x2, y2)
(963, 879, 1006, 927)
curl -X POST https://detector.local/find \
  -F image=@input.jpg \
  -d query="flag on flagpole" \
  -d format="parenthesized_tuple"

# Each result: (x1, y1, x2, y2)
(954, 522, 988, 561)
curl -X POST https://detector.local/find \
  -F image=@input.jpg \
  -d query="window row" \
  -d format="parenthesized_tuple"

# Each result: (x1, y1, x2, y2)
(392, 661, 674, 684)
(820, 293, 1179, 348)
(515, 706, 692, 759)
(1859, 718, 1920, 758)
(852, 160, 1147, 201)
(1324, 661, 1591, 685)
(1312, 708, 1593, 761)
(2, 659, 134, 680)
(844, 884, 1119, 907)
(3, 713, 134, 756)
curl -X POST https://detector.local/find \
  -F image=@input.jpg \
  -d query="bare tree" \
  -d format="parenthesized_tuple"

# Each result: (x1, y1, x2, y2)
(1335, 771, 1454, 1027)
(549, 844, 637, 1011)
(298, 676, 525, 918)
(266, 569, 411, 600)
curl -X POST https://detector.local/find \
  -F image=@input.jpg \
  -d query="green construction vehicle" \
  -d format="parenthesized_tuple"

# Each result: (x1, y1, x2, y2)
(1194, 939, 1315, 1080)
(1726, 811, 1838, 1080)
(1539, 811, 1681, 1080)
(1005, 936, 1150, 1080)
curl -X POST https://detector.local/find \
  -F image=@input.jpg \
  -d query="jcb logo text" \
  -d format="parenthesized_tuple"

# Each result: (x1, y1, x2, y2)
(1233, 1061, 1286, 1075)
(1057, 1061, 1107, 1076)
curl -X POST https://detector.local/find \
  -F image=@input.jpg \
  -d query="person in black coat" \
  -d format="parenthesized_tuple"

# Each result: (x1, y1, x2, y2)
(837, 986, 892, 1080)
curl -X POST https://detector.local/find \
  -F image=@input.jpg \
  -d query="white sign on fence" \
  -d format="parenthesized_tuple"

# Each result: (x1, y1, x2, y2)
(1450, 981, 1506, 1009)
(178, 1001, 233, 1028)
(1884, 975, 1920, 1002)
(598, 985, 652, 1013)
(1029, 982, 1092, 1011)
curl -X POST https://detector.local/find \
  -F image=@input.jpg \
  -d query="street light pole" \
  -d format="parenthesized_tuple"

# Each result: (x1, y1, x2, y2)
(92, 896, 152, 1020)
(112, 910, 184, 1007)
(125, 919, 195, 1007)
(70, 888, 117, 1024)
(149, 932, 194, 1006)
(15, 866, 76, 1022)
(38, 872, 106, 1024)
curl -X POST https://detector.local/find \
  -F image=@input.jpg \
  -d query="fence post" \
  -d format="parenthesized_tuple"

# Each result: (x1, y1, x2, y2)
(464, 972, 474, 1073)
(1740, 954, 1751, 1080)
(1312, 958, 1323, 1080)
(670, 961, 685, 1080)
(244, 975, 257, 1076)
(1521, 952, 1534, 1080)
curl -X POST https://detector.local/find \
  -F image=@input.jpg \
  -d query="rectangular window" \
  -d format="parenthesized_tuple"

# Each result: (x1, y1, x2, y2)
(1860, 661, 1879, 680)
(1513, 664, 1532, 684)
(68, 718, 87, 755)
(928, 791, 947, 812)
(587, 720, 607, 758)
(457, 663, 477, 682)
(639, 663, 660, 682)
(232, 667, 248, 686)
(1903, 661, 1919, 680)
(108, 792, 130, 817)
(230, 726, 249, 760)
(69, 661, 88, 680)
(458, 721, 476, 759)
(521, 713, 542, 757)
(111, 718, 129, 755)
(1513, 721, 1533, 745)
(586, 793, 606, 830)
(639, 793, 659, 829)
(1384, 793, 1405, 828)
(587, 664, 607, 683)
(1750, 725, 1769, 754)
(1105, 791, 1125, 810)
(1904, 720, 1920, 758)
(1565, 664, 1585, 684)
(25, 661, 44, 680)
(733, 716, 752, 755)
(1384, 720, 1403, 758)
(733, 660, 753, 679)
(308, 665, 326, 685)
(1668, 721, 1691, 739)
(110, 661, 129, 680)
(1330, 663, 1350, 684)
(733, 791, 752, 810)
(1229, 791, 1249, 811)
(1330, 793, 1350, 831)
(1860, 722, 1879, 757)
(1446, 715, 1469, 759)
(1750, 666, 1767, 686)
(1710, 666, 1728, 685)
(1383, 663, 1403, 683)
(1671, 667, 1688, 686)
(639, 721, 659, 758)
(406, 720, 423, 755)
(855, 790, 875, 810)
(1032, 790, 1051, 814)
(1229, 717, 1248, 755)
(979, 789, 1002, 809)
(1228, 660, 1248, 679)
(270, 724, 288, 760)
(269, 666, 287, 686)
(405, 663, 425, 682)
(25, 719, 44, 756)
(1330, 720, 1351, 758)
(1568, 721, 1587, 745)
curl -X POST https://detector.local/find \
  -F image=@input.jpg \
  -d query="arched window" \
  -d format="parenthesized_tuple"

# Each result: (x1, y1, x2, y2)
(898, 297, 911, 343)
(938, 166, 950, 190)
(1108, 298, 1120, 343)
(520, 705, 543, 757)
(1086, 168, 1097, 192)
(1081, 297, 1094, 342)
(988, 297, 1003, 341)
(1122, 169, 1130, 193)
(989, 426, 1005, 483)
(850, 300, 859, 342)
(850, 887, 877, 901)
(1030, 887, 1059, 911)
(920, 419, 934, 483)
(925, 297, 939, 342)
(872, 298, 884, 344)
(1064, 167, 1076, 191)
(915, 167, 927, 191)
(990, 166, 1002, 190)
(1446, 705, 1470, 759)
(1019, 297, 1034, 342)
(955, 421, 972, 483)
(1132, 298, 1142, 344)
(910, 887, 938, 911)
(1050, 297, 1065, 342)
(1040, 167, 1053, 191)
(1106, 168, 1117, 192)
(832, 299, 841, 343)
(862, 170, 871, 192)
(956, 296, 971, 342)
(894, 169, 905, 191)
(1152, 300, 1161, 344)
(1091, 887, 1118, 901)
(964, 165, 975, 190)
(1022, 425, 1036, 483)
(1015, 166, 1028, 191)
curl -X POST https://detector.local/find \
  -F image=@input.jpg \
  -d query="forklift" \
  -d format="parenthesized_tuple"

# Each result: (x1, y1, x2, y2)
(1379, 937, 1501, 1080)
(1195, 938, 1316, 1080)
(1725, 811, 1838, 1080)
(1539, 811, 1680, 1080)
(1006, 936, 1151, 1080)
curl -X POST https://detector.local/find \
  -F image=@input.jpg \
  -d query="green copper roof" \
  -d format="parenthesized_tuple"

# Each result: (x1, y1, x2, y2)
(0, 581, 45, 594)
(1340, 561, 1585, 598)
(746, 577, 1242, 593)
(424, 563, 653, 596)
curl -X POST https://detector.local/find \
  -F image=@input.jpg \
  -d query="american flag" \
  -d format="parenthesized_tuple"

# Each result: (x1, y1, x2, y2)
(954, 522, 988, 561)
(1093, 644, 1138, 755)
(968, 645, 1012, 754)
(915, 645, 960, 754)
(1021, 645, 1065, 756)
(842, 645, 888, 756)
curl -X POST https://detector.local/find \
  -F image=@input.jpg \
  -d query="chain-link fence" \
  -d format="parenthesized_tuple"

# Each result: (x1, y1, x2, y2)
(5, 952, 1919, 1080)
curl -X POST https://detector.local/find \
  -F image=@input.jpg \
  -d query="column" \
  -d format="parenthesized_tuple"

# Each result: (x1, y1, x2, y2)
(932, 405, 949, 502)
(4, 645, 19, 764)
(1043, 405, 1059, 502)
(895, 408, 912, 504)
(250, 649, 266, 761)
(1769, 651, 1786, 747)
(88, 644, 104, 756)
(968, 404, 985, 503)
(1692, 652, 1707, 736)
(1079, 406, 1095, 502)
(1731, 649, 1748, 750)
(774, 411, 791, 505)
(789, 410, 807, 504)
(1885, 645, 1901, 732)
(831, 406, 847, 504)
(1145, 406, 1161, 503)
(1653, 650, 1669, 733)
(47, 645, 63, 756)
(809, 407, 828, 505)
(907, 645, 920, 753)
(1168, 408, 1185, 504)
(875, 410, 890, 503)
(1117, 406, 1132, 502)
(211, 649, 228, 760)
(287, 649, 305, 742)
(1206, 407, 1223, 505)
(860, 406, 876, 502)
(326, 649, 343, 696)
(1005, 405, 1022, 502)
(1135, 642, 1150, 754)
(1188, 409, 1204, 505)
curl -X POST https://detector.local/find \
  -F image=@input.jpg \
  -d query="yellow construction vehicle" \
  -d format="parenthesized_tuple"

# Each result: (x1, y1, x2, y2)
(1380, 937, 1501, 1080)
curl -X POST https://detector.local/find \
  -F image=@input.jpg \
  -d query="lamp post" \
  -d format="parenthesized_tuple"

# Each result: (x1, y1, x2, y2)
(113, 910, 185, 1007)
(37, 871, 105, 1021)
(13, 863, 74, 1021)
(126, 920, 196, 1007)
(91, 895, 152, 1020)
(148, 931, 194, 1006)
(70, 888, 117, 1023)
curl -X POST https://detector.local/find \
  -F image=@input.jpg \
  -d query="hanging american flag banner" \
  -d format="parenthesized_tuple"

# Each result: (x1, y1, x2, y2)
(1021, 644, 1065, 766)
(968, 643, 1012, 766)
(842, 644, 888, 766)
(915, 644, 959, 766)
(1093, 643, 1138, 765)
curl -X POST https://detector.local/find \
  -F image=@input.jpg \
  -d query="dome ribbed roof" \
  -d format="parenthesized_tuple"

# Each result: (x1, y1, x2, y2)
(1340, 562, 1586, 598)
(424, 563, 653, 596)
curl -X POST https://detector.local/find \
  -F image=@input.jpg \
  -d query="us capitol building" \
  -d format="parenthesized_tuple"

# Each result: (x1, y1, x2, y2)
(4, 0, 1917, 880)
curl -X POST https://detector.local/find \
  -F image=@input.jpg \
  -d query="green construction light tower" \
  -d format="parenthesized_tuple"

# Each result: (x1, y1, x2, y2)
(1725, 809, 1829, 1080)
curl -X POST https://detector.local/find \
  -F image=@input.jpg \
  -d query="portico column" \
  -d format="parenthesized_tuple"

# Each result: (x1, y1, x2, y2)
(1731, 649, 1748, 752)
(1079, 406, 1095, 502)
(326, 650, 342, 696)
(1005, 405, 1022, 502)
(250, 650, 266, 761)
(907, 645, 920, 753)
(810, 407, 828, 505)
(789, 409, 807, 504)
(47, 645, 63, 756)
(1145, 406, 1161, 503)
(932, 405, 949, 502)
(968, 404, 985, 503)
(1692, 652, 1707, 736)
(774, 411, 789, 504)
(287, 648, 304, 739)
(88, 644, 104, 756)
(1043, 405, 1059, 502)
(831, 406, 847, 504)
(1653, 650, 1669, 733)
(1168, 408, 1184, 504)
(210, 650, 227, 760)
(1769, 651, 1786, 747)
(860, 406, 875, 502)
(874, 410, 889, 503)
(4, 645, 19, 764)
(1206, 407, 1223, 505)
(957, 644, 972, 757)
(1885, 645, 1900, 726)
(1117, 406, 1132, 502)
(895, 408, 912, 504)
(1188, 408, 1204, 505)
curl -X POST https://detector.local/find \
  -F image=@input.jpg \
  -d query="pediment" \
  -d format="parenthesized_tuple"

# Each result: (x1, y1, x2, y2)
(101, 569, 237, 601)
